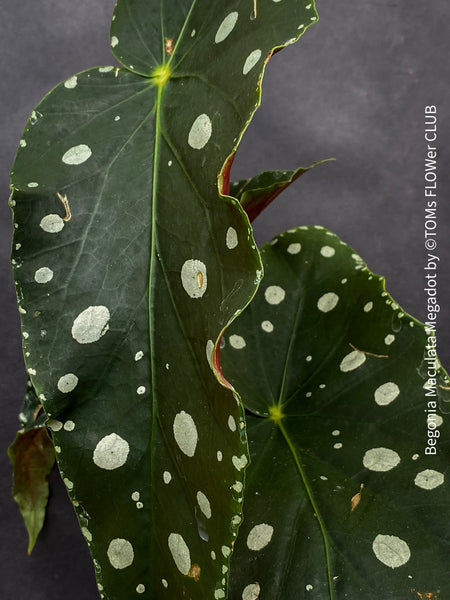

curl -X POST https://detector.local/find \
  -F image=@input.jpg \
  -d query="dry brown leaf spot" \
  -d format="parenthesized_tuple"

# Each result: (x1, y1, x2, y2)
(350, 484, 364, 512)
(188, 563, 201, 582)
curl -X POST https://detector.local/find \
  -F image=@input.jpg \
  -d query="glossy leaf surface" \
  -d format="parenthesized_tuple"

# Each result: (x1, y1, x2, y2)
(9, 1, 318, 598)
(8, 383, 55, 554)
(222, 226, 450, 599)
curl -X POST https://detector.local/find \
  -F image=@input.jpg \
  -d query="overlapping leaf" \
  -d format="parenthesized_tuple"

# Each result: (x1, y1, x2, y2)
(221, 226, 450, 599)
(8, 382, 54, 554)
(231, 163, 326, 222)
(9, 1, 318, 598)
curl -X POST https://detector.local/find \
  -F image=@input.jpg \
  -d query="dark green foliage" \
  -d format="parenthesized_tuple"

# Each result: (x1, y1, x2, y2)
(221, 227, 450, 599)
(9, 0, 318, 598)
(10, 1, 449, 599)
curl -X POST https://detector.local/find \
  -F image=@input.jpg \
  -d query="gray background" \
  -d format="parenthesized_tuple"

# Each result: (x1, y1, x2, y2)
(1, 1, 449, 598)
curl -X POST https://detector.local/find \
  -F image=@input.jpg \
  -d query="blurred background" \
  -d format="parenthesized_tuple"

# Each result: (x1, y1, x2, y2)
(1, 1, 449, 598)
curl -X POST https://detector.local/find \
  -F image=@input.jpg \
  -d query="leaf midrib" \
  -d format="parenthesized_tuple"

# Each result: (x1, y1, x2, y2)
(148, 78, 163, 574)
(278, 419, 335, 599)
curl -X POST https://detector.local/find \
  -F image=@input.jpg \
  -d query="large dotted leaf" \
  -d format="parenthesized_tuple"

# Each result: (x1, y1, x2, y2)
(9, 1, 318, 599)
(221, 226, 450, 600)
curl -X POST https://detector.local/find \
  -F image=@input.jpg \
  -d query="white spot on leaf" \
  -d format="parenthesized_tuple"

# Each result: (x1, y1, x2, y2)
(64, 478, 74, 490)
(137, 386, 146, 395)
(243, 49, 262, 75)
(168, 533, 191, 575)
(372, 534, 411, 568)
(384, 334, 395, 345)
(374, 382, 400, 406)
(57, 373, 78, 394)
(242, 583, 260, 600)
(64, 76, 77, 89)
(363, 447, 400, 472)
(217, 450, 223, 461)
(64, 420, 75, 432)
(340, 350, 366, 372)
(320, 246, 335, 257)
(261, 320, 274, 333)
(173, 411, 198, 457)
(71, 305, 110, 344)
(136, 584, 145, 594)
(134, 350, 144, 361)
(28, 182, 39, 188)
(226, 227, 238, 249)
(317, 292, 339, 313)
(428, 414, 443, 427)
(206, 339, 214, 369)
(215, 12, 239, 43)
(264, 285, 285, 305)
(230, 334, 246, 349)
(232, 454, 248, 471)
(62, 144, 92, 165)
(47, 420, 63, 432)
(197, 491, 212, 519)
(414, 469, 444, 490)
(93, 433, 130, 470)
(232, 481, 243, 493)
(287, 243, 301, 254)
(181, 259, 207, 298)
(188, 114, 212, 149)
(40, 214, 64, 233)
(364, 302, 373, 312)
(107, 538, 134, 569)
(111, 36, 119, 48)
(34, 267, 54, 284)
(247, 523, 274, 551)
(228, 415, 237, 432)
(163, 471, 172, 484)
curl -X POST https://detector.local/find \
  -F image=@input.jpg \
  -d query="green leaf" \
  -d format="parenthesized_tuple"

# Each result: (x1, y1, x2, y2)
(231, 162, 327, 222)
(9, 1, 318, 598)
(8, 383, 55, 554)
(221, 226, 450, 599)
